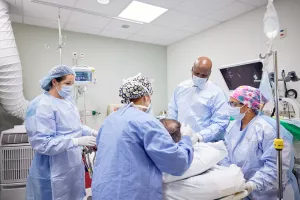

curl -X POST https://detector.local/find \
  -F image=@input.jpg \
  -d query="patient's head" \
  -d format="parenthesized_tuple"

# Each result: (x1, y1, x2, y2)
(160, 119, 181, 143)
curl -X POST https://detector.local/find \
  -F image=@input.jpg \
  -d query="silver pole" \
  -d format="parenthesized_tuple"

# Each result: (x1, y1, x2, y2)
(83, 86, 87, 124)
(273, 51, 283, 200)
(57, 9, 62, 65)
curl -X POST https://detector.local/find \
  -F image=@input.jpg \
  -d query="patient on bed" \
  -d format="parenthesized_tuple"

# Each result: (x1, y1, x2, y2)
(160, 119, 246, 200)
(160, 119, 181, 143)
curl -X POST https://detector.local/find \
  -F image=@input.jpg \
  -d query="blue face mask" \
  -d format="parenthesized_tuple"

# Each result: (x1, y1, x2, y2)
(134, 98, 152, 114)
(145, 103, 152, 114)
(228, 105, 249, 121)
(56, 85, 73, 99)
(192, 75, 207, 89)
(228, 106, 245, 121)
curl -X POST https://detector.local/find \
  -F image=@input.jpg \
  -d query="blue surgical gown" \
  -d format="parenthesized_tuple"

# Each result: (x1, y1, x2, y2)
(92, 104, 194, 200)
(168, 79, 229, 142)
(25, 93, 94, 200)
(222, 115, 300, 200)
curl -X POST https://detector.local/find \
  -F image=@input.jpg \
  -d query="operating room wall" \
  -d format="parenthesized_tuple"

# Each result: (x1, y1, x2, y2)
(11, 23, 167, 130)
(167, 0, 300, 104)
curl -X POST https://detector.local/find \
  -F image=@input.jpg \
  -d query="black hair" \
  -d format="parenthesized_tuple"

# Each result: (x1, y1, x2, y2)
(48, 76, 67, 88)
(160, 119, 181, 143)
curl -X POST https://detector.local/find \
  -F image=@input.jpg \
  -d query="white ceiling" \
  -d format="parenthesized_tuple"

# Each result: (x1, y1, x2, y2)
(5, 0, 268, 46)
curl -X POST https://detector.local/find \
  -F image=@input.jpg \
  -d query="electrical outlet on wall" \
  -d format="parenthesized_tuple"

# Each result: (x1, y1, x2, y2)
(80, 110, 92, 116)
(80, 53, 84, 59)
(280, 29, 286, 39)
(86, 110, 91, 116)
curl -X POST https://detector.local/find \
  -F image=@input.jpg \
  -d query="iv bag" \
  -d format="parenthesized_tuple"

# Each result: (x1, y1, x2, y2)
(263, 0, 280, 40)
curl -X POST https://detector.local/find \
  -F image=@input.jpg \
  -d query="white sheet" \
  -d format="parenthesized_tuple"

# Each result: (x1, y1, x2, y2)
(163, 165, 246, 200)
(163, 141, 228, 183)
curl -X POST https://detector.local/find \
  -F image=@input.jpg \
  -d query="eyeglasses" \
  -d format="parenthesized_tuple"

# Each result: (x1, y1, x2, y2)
(228, 101, 244, 107)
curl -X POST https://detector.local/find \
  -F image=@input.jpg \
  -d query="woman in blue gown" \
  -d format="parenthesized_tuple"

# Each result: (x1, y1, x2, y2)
(222, 85, 299, 200)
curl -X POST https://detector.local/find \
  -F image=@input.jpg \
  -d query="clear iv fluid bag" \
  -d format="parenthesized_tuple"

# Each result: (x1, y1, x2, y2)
(263, 0, 280, 40)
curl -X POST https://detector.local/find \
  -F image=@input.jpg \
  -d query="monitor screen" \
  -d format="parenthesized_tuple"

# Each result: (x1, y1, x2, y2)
(220, 61, 263, 90)
(75, 71, 92, 82)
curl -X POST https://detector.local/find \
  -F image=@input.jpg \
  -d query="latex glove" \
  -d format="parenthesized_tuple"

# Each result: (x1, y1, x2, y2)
(190, 132, 203, 144)
(91, 129, 98, 137)
(190, 132, 199, 145)
(72, 136, 96, 147)
(219, 190, 249, 200)
(245, 181, 257, 193)
(197, 134, 204, 142)
(180, 124, 194, 137)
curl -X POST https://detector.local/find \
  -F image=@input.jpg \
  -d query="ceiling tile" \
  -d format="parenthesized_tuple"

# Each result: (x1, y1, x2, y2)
(239, 0, 268, 7)
(137, 0, 184, 9)
(136, 25, 172, 38)
(180, 18, 220, 33)
(163, 30, 194, 41)
(75, 0, 132, 16)
(67, 12, 111, 29)
(152, 10, 200, 30)
(104, 19, 144, 34)
(207, 1, 255, 22)
(128, 34, 156, 43)
(24, 16, 66, 29)
(64, 23, 101, 35)
(23, 0, 71, 21)
(35, 0, 77, 7)
(9, 14, 23, 23)
(99, 29, 131, 39)
(174, 0, 236, 17)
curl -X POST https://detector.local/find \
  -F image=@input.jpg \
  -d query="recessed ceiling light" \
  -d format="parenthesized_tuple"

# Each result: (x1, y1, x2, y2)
(118, 1, 168, 23)
(97, 0, 110, 4)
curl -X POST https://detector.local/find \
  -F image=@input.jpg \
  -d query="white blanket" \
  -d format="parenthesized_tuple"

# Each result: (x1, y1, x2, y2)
(163, 141, 228, 183)
(163, 165, 246, 200)
(163, 141, 246, 200)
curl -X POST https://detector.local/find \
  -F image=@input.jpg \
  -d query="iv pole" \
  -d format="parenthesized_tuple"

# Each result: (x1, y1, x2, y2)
(57, 9, 63, 65)
(259, 51, 284, 200)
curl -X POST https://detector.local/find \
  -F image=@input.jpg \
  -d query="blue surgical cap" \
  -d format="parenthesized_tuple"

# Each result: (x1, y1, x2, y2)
(40, 65, 75, 91)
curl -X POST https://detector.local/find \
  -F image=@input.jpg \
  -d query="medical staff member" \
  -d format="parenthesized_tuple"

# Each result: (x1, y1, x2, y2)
(25, 65, 98, 200)
(168, 56, 229, 142)
(92, 73, 194, 200)
(223, 86, 299, 200)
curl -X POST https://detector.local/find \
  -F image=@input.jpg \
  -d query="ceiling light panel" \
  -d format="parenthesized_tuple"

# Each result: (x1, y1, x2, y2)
(118, 1, 168, 23)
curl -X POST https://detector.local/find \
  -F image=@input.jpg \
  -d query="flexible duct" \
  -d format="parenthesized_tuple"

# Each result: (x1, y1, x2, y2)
(0, 0, 28, 119)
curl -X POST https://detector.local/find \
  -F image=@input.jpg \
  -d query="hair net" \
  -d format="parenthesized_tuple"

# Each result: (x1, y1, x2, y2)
(119, 73, 153, 104)
(40, 65, 75, 91)
(231, 86, 268, 111)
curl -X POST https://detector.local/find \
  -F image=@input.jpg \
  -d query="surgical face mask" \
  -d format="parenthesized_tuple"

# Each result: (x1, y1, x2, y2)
(146, 103, 152, 114)
(228, 106, 246, 121)
(192, 75, 207, 89)
(132, 96, 152, 114)
(134, 103, 152, 114)
(56, 85, 73, 99)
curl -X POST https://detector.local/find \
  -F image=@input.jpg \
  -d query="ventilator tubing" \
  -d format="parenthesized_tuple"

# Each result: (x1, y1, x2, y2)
(0, 0, 28, 119)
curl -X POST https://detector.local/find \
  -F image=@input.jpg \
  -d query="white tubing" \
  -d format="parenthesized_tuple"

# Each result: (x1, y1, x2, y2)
(0, 0, 28, 119)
